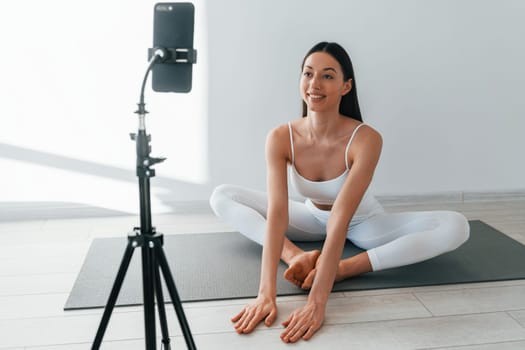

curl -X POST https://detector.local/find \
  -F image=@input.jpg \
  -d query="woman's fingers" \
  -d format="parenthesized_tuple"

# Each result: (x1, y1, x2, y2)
(281, 315, 306, 343)
(233, 297, 327, 342)
(233, 312, 246, 329)
(237, 307, 256, 332)
(302, 324, 318, 341)
(265, 307, 278, 326)
(281, 313, 293, 327)
(244, 310, 266, 333)
(289, 323, 310, 343)
(232, 298, 277, 334)
(280, 302, 325, 343)
(280, 315, 297, 341)
(283, 317, 314, 343)
(233, 307, 253, 332)
(230, 308, 245, 323)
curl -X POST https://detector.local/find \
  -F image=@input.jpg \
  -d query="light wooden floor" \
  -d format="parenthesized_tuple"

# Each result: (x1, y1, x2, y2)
(1, 198, 524, 349)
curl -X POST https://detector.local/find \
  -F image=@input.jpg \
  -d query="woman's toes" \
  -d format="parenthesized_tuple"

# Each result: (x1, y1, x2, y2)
(301, 269, 316, 289)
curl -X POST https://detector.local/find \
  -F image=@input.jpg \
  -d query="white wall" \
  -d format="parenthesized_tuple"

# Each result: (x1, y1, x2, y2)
(1, 0, 524, 216)
(207, 0, 525, 197)
(0, 0, 209, 214)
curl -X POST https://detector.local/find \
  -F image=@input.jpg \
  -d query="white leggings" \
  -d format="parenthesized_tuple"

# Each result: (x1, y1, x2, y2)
(209, 184, 470, 271)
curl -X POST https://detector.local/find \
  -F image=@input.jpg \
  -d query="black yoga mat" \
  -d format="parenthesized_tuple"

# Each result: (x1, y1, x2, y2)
(64, 220, 525, 310)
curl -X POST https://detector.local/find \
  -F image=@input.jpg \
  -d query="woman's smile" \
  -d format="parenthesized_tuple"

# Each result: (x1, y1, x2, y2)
(307, 92, 326, 102)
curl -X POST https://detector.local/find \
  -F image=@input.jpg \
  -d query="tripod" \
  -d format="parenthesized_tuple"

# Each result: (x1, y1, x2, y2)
(92, 51, 197, 350)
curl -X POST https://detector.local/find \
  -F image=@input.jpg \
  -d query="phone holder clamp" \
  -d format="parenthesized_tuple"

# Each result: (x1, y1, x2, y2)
(148, 47, 197, 64)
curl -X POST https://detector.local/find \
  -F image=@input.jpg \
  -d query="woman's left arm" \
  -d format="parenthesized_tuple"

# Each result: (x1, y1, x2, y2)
(280, 126, 382, 343)
(309, 126, 382, 303)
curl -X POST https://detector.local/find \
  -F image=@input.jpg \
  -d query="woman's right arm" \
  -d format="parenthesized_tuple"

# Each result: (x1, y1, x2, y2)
(231, 125, 290, 334)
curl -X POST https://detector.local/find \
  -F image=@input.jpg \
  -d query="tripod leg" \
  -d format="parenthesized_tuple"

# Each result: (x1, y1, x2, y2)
(92, 242, 135, 350)
(155, 245, 197, 350)
(141, 243, 157, 350)
(154, 255, 172, 350)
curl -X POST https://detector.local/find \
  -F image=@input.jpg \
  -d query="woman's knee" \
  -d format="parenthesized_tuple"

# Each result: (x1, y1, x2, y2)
(440, 211, 470, 251)
(209, 184, 237, 215)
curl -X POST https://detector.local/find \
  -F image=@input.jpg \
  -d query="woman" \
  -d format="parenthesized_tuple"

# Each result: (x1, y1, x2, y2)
(209, 42, 470, 343)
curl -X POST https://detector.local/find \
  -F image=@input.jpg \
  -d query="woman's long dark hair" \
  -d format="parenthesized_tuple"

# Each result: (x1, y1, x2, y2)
(301, 42, 363, 122)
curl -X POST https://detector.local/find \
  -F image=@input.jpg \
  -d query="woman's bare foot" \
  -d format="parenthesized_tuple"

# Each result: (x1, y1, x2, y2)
(283, 250, 321, 288)
(300, 261, 345, 290)
(301, 252, 373, 289)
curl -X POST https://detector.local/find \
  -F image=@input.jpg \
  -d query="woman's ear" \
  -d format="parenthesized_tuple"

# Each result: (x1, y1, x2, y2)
(342, 78, 352, 96)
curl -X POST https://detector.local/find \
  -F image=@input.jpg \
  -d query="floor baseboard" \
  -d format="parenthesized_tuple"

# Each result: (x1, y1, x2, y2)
(376, 189, 525, 206)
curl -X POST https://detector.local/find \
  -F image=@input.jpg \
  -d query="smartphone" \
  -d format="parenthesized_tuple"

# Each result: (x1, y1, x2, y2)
(152, 2, 195, 93)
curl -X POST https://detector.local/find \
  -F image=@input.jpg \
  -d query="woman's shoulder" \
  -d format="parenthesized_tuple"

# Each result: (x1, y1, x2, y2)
(338, 117, 382, 144)
(356, 122, 382, 141)
(351, 122, 383, 156)
(265, 123, 293, 156)
(267, 118, 305, 137)
(266, 121, 304, 162)
(267, 122, 291, 140)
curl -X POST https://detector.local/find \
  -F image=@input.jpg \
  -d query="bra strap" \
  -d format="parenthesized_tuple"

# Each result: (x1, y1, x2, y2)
(288, 122, 295, 165)
(344, 123, 366, 169)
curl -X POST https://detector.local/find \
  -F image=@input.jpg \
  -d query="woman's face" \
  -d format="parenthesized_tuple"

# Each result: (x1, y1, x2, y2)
(301, 52, 352, 115)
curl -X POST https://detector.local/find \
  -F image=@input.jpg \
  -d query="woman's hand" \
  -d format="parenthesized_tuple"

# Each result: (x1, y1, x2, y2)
(280, 300, 326, 343)
(231, 294, 278, 334)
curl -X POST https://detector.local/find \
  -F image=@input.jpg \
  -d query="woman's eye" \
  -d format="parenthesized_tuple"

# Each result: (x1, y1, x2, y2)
(324, 74, 334, 79)
(303, 72, 312, 77)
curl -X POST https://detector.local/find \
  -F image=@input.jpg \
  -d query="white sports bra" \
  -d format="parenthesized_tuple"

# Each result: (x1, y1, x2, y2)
(288, 122, 366, 205)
